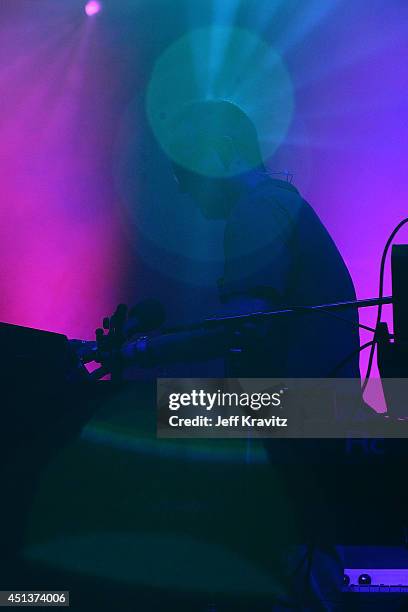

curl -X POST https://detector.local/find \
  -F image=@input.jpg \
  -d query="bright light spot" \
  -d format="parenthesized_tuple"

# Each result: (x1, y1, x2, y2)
(85, 1, 102, 17)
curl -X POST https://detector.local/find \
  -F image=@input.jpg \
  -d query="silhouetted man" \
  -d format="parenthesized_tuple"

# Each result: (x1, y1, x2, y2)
(170, 100, 360, 381)
(167, 99, 361, 610)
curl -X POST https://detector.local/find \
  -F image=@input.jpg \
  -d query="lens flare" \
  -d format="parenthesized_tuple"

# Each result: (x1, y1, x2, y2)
(146, 27, 294, 177)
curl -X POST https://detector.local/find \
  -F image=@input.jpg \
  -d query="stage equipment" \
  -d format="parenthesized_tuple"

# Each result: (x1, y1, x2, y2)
(0, 321, 86, 385)
(376, 245, 408, 415)
(343, 545, 408, 608)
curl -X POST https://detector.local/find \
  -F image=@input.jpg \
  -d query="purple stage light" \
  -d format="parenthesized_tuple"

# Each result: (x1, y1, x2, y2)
(85, 1, 101, 17)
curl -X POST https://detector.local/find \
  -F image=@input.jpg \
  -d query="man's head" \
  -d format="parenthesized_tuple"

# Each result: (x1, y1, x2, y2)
(167, 100, 265, 218)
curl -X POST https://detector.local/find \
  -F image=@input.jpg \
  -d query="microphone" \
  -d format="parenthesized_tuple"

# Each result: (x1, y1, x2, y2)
(124, 299, 166, 338)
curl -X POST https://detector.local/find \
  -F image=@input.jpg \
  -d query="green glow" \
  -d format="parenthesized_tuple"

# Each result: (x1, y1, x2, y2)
(81, 421, 269, 463)
(23, 390, 296, 592)
(24, 532, 288, 599)
(146, 26, 294, 177)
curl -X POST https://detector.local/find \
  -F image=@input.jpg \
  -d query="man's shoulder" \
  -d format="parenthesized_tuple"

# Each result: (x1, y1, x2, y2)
(226, 177, 306, 246)
(222, 177, 301, 291)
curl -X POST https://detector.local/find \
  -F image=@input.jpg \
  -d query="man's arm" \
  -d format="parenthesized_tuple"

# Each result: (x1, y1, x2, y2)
(121, 293, 279, 368)
(125, 188, 294, 369)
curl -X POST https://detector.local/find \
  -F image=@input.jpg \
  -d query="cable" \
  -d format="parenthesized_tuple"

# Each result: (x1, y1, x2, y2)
(292, 305, 377, 334)
(362, 217, 408, 395)
(319, 309, 376, 334)
(289, 342, 376, 425)
(327, 340, 375, 377)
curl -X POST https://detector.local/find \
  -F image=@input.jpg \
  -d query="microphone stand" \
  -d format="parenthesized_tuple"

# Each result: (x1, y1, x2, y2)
(88, 296, 393, 381)
(201, 296, 393, 326)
